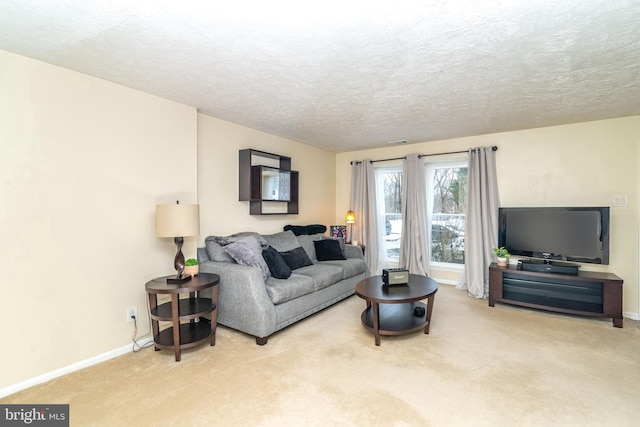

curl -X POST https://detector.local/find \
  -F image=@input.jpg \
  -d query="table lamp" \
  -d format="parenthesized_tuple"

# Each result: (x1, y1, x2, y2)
(345, 210, 355, 244)
(156, 201, 200, 284)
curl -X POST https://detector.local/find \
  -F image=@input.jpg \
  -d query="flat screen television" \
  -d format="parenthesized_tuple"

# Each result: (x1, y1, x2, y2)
(498, 207, 610, 265)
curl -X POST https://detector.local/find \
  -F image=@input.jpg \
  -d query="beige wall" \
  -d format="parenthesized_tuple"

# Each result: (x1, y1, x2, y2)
(336, 116, 640, 317)
(1, 51, 337, 394)
(197, 114, 336, 239)
(0, 50, 198, 390)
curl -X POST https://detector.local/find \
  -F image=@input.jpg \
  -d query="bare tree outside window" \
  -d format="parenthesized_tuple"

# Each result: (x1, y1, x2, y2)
(384, 172, 402, 214)
(431, 167, 467, 264)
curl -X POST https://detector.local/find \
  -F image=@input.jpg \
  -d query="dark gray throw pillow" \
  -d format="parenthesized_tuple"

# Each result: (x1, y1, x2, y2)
(280, 246, 314, 270)
(262, 246, 292, 279)
(314, 239, 346, 261)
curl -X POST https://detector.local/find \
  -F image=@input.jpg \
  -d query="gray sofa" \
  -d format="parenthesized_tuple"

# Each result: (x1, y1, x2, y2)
(197, 230, 369, 345)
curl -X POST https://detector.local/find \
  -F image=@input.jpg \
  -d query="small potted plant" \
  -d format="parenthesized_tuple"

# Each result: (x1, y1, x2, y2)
(492, 247, 510, 267)
(184, 258, 199, 277)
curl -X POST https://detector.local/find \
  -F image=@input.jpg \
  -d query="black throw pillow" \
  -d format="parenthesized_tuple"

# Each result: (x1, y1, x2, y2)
(314, 239, 346, 261)
(280, 247, 314, 270)
(262, 246, 292, 279)
(284, 224, 328, 236)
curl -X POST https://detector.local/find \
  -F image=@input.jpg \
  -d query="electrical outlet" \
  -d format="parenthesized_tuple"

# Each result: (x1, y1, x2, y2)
(127, 306, 138, 323)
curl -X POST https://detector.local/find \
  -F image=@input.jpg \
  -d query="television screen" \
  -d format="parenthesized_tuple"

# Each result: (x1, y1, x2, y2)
(498, 207, 609, 265)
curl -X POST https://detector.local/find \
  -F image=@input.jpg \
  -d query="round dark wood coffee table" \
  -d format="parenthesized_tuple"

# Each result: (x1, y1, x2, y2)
(355, 274, 438, 346)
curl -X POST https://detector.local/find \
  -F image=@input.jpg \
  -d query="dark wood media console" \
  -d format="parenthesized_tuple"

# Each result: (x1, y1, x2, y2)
(488, 263, 623, 327)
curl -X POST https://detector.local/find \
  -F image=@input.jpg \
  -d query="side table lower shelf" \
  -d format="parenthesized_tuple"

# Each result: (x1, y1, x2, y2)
(154, 318, 213, 349)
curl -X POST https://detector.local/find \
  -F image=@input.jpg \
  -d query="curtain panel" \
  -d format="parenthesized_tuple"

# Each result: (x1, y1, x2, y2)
(461, 146, 500, 298)
(399, 154, 430, 276)
(350, 160, 383, 275)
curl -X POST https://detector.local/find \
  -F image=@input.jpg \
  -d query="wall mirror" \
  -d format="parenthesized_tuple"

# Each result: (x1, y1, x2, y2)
(261, 167, 291, 201)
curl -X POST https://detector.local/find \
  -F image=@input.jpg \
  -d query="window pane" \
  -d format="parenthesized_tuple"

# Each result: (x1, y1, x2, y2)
(431, 167, 467, 264)
(376, 168, 402, 268)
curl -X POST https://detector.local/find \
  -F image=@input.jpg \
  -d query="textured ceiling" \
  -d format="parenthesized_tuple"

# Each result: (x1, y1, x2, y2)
(1, 0, 639, 152)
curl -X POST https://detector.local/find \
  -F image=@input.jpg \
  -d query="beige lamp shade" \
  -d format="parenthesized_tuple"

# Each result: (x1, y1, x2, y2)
(345, 210, 356, 224)
(156, 203, 200, 237)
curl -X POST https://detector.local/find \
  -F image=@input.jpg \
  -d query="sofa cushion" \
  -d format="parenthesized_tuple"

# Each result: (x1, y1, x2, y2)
(223, 236, 271, 279)
(280, 246, 314, 270)
(265, 274, 315, 305)
(262, 246, 292, 279)
(314, 239, 346, 261)
(294, 264, 345, 291)
(296, 233, 324, 261)
(263, 230, 301, 252)
(204, 238, 236, 263)
(319, 259, 367, 280)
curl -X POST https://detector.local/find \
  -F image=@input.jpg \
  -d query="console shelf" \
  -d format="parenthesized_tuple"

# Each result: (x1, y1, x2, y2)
(239, 149, 299, 215)
(488, 263, 623, 327)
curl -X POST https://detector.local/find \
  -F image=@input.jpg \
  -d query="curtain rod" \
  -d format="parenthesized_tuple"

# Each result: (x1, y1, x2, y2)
(350, 146, 498, 165)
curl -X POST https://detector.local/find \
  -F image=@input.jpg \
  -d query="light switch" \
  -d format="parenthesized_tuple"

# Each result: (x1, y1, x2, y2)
(613, 195, 628, 207)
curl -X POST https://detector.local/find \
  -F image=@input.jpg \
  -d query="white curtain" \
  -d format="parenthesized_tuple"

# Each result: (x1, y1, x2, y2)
(399, 154, 430, 276)
(460, 147, 500, 298)
(350, 160, 383, 275)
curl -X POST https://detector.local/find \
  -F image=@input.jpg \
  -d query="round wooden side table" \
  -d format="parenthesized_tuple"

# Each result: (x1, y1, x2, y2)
(145, 273, 220, 361)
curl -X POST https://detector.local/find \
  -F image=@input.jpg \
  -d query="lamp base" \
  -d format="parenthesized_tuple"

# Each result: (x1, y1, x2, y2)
(166, 274, 193, 284)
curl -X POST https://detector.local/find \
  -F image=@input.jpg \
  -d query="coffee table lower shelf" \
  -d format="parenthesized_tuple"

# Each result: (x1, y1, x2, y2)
(360, 302, 429, 336)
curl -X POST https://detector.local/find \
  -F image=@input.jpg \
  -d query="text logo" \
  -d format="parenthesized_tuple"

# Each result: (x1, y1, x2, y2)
(1, 405, 69, 426)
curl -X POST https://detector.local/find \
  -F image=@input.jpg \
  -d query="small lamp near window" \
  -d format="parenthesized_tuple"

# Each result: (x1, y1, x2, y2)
(345, 210, 356, 244)
(156, 201, 200, 284)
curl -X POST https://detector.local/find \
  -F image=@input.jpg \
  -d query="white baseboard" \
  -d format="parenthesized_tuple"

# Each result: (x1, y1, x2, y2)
(0, 337, 154, 399)
(623, 311, 639, 321)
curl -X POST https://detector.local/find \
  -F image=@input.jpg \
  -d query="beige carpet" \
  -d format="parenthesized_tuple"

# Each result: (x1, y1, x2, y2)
(3, 284, 640, 426)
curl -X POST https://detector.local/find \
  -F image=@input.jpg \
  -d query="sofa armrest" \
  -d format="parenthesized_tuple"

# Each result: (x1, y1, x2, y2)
(199, 260, 277, 339)
(344, 244, 364, 260)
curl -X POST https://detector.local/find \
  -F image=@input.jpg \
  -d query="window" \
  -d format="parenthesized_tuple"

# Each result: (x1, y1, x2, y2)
(373, 161, 467, 268)
(375, 166, 402, 268)
(428, 162, 467, 265)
